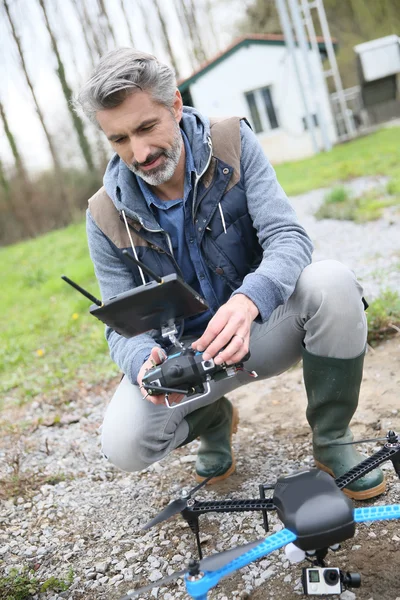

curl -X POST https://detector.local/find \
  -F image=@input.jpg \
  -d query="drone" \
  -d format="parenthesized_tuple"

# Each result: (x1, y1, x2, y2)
(118, 430, 400, 599)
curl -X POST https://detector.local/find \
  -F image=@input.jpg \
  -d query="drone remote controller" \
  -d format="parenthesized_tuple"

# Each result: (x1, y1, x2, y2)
(142, 346, 254, 405)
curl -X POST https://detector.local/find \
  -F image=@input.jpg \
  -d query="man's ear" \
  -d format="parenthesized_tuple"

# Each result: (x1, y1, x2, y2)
(173, 89, 183, 122)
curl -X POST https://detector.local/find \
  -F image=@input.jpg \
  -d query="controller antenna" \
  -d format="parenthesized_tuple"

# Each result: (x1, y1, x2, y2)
(61, 275, 102, 306)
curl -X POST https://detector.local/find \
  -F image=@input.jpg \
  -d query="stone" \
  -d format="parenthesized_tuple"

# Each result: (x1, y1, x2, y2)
(95, 561, 110, 574)
(125, 549, 138, 561)
(340, 592, 356, 600)
(115, 559, 127, 571)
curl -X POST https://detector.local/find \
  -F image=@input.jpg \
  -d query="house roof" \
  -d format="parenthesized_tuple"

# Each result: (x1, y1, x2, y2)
(178, 33, 337, 92)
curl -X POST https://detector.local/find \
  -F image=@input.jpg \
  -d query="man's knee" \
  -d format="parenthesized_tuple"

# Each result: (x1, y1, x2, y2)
(296, 260, 364, 317)
(101, 410, 186, 473)
(101, 424, 153, 472)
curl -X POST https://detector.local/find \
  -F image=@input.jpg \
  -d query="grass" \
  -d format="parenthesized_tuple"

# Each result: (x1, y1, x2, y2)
(0, 567, 74, 599)
(0, 221, 118, 408)
(1, 125, 400, 408)
(275, 126, 400, 196)
(315, 182, 400, 222)
(367, 290, 400, 343)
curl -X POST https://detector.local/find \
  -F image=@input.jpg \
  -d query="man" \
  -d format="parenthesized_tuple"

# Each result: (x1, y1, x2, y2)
(76, 48, 384, 499)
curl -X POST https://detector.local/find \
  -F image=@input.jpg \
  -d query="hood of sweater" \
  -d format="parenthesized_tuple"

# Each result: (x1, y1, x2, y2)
(103, 106, 211, 230)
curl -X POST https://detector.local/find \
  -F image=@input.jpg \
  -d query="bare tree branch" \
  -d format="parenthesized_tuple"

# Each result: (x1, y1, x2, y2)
(187, 0, 207, 63)
(152, 0, 180, 77)
(0, 99, 37, 235)
(3, 0, 74, 219)
(97, 0, 117, 45)
(137, 0, 157, 53)
(70, 0, 97, 68)
(119, 0, 136, 47)
(38, 0, 96, 172)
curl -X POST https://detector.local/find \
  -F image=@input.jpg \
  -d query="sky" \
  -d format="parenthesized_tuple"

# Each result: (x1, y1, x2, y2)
(0, 0, 246, 172)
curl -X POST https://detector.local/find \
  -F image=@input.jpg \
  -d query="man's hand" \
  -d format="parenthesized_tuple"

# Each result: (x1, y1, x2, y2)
(137, 347, 186, 406)
(192, 294, 259, 365)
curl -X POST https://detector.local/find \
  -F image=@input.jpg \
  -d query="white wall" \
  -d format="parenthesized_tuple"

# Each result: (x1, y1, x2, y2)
(188, 43, 337, 163)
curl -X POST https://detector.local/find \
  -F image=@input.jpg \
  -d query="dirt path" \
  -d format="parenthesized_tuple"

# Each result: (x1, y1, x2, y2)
(226, 336, 400, 600)
(230, 336, 400, 439)
(1, 336, 399, 600)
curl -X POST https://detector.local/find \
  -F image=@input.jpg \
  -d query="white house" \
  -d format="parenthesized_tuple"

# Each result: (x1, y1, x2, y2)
(178, 34, 338, 164)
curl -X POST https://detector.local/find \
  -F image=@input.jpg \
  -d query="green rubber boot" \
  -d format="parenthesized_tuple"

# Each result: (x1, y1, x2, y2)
(302, 347, 385, 500)
(180, 397, 239, 485)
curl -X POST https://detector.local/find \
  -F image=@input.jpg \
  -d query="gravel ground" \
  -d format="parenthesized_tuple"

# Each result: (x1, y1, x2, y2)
(290, 176, 400, 300)
(1, 177, 399, 600)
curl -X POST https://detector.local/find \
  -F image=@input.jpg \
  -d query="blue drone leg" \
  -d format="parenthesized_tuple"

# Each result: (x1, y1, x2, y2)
(185, 529, 297, 599)
(354, 504, 400, 523)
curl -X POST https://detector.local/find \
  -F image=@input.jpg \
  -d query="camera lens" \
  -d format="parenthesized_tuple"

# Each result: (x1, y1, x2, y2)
(342, 572, 361, 588)
(324, 569, 339, 586)
(203, 360, 213, 368)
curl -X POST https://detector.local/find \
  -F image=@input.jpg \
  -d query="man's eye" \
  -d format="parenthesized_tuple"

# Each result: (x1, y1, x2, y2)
(114, 137, 126, 144)
(141, 124, 155, 132)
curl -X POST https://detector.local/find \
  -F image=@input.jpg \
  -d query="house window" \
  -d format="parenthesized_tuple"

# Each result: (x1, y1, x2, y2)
(245, 91, 263, 133)
(302, 114, 319, 130)
(245, 86, 279, 133)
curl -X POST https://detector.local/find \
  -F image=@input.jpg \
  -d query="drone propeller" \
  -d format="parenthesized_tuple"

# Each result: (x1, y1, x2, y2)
(142, 468, 221, 531)
(328, 430, 398, 447)
(118, 568, 187, 599)
(142, 497, 188, 530)
(119, 538, 265, 599)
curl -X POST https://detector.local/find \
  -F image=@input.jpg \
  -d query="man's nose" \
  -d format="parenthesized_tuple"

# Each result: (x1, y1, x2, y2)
(130, 138, 151, 165)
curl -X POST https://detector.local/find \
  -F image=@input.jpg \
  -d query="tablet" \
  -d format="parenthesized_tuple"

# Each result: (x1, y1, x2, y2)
(89, 273, 208, 337)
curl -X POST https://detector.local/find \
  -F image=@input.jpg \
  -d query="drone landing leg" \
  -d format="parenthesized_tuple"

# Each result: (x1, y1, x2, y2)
(391, 456, 400, 478)
(195, 529, 203, 560)
(183, 512, 203, 560)
(259, 484, 270, 532)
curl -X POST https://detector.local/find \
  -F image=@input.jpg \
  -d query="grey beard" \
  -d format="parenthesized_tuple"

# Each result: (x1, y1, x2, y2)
(126, 126, 183, 186)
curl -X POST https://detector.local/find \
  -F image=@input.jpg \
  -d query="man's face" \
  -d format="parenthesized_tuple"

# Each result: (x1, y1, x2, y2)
(97, 90, 183, 186)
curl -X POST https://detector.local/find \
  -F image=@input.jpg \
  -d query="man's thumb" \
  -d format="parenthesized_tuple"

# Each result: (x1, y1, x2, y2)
(150, 347, 167, 365)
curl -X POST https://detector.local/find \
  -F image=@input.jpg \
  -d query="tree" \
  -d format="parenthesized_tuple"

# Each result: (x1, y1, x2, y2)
(0, 156, 10, 198)
(97, 0, 117, 46)
(70, 0, 97, 68)
(152, 0, 181, 77)
(0, 100, 37, 236)
(205, 0, 222, 54)
(38, 0, 96, 171)
(3, 0, 73, 220)
(175, 0, 207, 67)
(187, 0, 207, 63)
(237, 0, 280, 35)
(119, 0, 136, 48)
(138, 0, 157, 53)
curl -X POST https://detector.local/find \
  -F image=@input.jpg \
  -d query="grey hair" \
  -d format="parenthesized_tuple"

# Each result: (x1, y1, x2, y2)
(74, 48, 177, 125)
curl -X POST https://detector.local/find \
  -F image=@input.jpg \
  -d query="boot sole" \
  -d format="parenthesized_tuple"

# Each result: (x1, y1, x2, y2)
(195, 405, 239, 485)
(314, 459, 386, 500)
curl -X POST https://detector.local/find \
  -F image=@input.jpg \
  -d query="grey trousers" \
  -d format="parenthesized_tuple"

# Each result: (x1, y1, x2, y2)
(101, 260, 367, 472)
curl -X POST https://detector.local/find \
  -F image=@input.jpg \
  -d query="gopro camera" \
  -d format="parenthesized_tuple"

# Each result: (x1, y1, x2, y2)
(302, 567, 341, 595)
